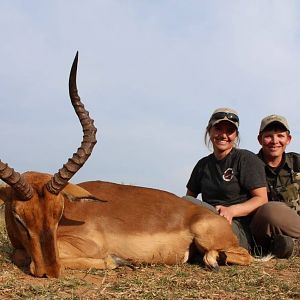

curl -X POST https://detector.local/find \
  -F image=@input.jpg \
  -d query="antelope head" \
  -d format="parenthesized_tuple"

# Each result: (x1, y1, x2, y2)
(0, 53, 97, 277)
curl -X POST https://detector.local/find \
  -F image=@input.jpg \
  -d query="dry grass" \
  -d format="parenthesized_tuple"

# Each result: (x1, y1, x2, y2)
(0, 207, 299, 300)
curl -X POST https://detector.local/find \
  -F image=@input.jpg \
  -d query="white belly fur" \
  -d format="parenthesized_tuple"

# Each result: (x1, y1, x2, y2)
(105, 230, 193, 264)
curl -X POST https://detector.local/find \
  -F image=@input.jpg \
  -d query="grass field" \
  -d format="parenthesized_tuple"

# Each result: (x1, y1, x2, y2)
(0, 206, 299, 300)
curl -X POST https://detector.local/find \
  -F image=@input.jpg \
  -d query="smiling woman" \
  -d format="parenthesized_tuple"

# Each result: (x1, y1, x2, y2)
(185, 107, 268, 253)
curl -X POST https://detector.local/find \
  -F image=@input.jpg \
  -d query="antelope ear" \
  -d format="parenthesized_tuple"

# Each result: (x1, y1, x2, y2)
(0, 184, 12, 204)
(62, 183, 106, 203)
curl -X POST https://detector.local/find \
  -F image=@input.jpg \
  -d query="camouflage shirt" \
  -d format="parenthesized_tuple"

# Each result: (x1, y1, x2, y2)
(257, 150, 300, 214)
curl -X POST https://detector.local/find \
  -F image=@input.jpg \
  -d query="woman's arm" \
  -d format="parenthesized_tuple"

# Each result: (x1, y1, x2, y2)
(216, 186, 268, 224)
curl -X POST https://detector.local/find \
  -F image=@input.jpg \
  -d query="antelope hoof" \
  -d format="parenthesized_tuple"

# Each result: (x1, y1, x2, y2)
(203, 250, 220, 271)
(210, 262, 220, 272)
(111, 255, 135, 269)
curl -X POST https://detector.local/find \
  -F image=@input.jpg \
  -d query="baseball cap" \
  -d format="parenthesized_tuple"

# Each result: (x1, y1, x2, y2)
(208, 107, 239, 128)
(259, 114, 289, 133)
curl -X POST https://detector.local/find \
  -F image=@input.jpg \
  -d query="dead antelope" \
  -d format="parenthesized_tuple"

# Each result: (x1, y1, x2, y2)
(0, 54, 253, 278)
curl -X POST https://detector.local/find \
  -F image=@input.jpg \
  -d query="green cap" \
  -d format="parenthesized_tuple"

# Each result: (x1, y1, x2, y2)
(259, 114, 289, 133)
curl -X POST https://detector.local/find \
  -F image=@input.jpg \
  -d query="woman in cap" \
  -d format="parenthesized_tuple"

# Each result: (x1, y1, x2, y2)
(186, 108, 268, 251)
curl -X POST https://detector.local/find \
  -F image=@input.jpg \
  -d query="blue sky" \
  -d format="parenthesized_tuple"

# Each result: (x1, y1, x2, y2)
(1, 1, 300, 195)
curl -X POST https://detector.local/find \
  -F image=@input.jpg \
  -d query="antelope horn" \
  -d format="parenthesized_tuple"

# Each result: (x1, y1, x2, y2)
(46, 52, 97, 195)
(0, 161, 33, 200)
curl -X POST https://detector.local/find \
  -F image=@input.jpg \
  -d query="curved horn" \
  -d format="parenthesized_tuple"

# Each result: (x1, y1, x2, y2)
(46, 52, 97, 195)
(0, 161, 33, 200)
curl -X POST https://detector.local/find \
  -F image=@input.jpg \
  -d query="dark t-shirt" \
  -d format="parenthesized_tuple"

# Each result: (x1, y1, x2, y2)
(186, 148, 267, 207)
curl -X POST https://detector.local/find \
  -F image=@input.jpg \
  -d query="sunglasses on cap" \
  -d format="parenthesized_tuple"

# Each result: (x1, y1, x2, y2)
(210, 112, 239, 124)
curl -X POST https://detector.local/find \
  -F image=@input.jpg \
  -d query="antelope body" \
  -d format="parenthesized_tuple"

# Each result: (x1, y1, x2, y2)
(0, 54, 253, 278)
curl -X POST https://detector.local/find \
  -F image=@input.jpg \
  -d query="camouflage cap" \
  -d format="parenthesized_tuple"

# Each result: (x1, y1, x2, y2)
(208, 107, 239, 128)
(259, 114, 289, 133)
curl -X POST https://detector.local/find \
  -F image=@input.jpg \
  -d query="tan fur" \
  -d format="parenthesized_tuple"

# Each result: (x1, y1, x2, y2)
(222, 247, 254, 265)
(1, 174, 254, 278)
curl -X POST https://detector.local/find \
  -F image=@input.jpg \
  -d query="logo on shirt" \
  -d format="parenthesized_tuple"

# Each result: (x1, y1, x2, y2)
(223, 168, 234, 182)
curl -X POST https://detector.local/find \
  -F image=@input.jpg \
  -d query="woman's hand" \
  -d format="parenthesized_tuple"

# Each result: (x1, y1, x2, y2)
(216, 187, 268, 224)
(215, 205, 235, 224)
